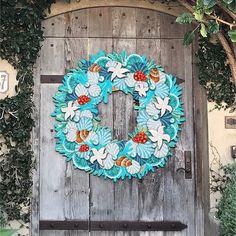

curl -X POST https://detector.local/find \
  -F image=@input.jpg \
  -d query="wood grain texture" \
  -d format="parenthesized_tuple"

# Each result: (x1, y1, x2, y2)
(88, 7, 112, 37)
(192, 39, 209, 236)
(31, 58, 41, 236)
(42, 14, 66, 37)
(40, 85, 66, 220)
(136, 9, 160, 39)
(88, 37, 115, 236)
(65, 10, 89, 38)
(112, 7, 136, 38)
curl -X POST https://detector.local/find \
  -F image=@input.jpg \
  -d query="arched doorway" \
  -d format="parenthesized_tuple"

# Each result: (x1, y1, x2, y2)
(32, 4, 209, 236)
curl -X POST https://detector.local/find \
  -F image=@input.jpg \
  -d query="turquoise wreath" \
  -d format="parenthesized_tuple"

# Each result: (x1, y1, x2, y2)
(52, 51, 184, 181)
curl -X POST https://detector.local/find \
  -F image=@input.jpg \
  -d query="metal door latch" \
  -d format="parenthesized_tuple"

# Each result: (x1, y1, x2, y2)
(176, 151, 192, 179)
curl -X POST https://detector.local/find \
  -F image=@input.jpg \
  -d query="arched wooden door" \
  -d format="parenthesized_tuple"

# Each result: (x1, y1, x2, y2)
(32, 6, 209, 236)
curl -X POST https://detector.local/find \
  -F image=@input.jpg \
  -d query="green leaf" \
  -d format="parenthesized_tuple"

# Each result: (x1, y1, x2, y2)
(193, 11, 204, 21)
(200, 23, 208, 37)
(183, 31, 195, 45)
(222, 0, 234, 4)
(207, 20, 219, 34)
(203, 0, 216, 8)
(176, 13, 194, 24)
(0, 229, 17, 236)
(228, 30, 236, 42)
(228, 0, 236, 13)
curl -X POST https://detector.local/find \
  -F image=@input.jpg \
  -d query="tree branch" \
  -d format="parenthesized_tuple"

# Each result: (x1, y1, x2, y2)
(217, 1, 236, 22)
(177, 0, 236, 85)
(217, 32, 236, 84)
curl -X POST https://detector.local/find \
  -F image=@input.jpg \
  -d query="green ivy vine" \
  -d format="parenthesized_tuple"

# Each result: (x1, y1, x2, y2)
(0, 0, 235, 229)
(0, 0, 55, 224)
(198, 38, 236, 111)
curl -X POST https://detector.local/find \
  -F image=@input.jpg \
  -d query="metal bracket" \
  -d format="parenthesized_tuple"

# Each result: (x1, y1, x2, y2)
(176, 151, 192, 179)
(40, 75, 185, 85)
(39, 220, 187, 231)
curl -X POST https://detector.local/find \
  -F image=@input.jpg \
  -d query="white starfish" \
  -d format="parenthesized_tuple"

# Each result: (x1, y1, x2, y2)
(154, 97, 172, 116)
(135, 82, 148, 97)
(149, 126, 170, 148)
(61, 101, 78, 120)
(107, 62, 129, 81)
(90, 147, 107, 166)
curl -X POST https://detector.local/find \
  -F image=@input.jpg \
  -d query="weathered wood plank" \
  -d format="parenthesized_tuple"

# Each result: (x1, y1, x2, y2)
(113, 35, 140, 235)
(88, 7, 112, 37)
(65, 38, 88, 70)
(160, 14, 190, 39)
(65, 10, 89, 38)
(40, 85, 66, 220)
(136, 36, 164, 236)
(112, 7, 136, 38)
(192, 38, 209, 236)
(63, 34, 90, 236)
(160, 39, 194, 236)
(39, 35, 66, 222)
(136, 9, 160, 39)
(40, 38, 65, 75)
(42, 14, 66, 37)
(31, 58, 41, 236)
(40, 230, 65, 236)
(88, 38, 114, 236)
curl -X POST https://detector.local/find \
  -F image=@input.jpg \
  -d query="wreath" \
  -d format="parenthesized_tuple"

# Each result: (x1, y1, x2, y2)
(52, 51, 184, 181)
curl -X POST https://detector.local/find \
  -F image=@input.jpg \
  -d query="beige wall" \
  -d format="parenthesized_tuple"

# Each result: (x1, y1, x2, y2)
(208, 102, 236, 211)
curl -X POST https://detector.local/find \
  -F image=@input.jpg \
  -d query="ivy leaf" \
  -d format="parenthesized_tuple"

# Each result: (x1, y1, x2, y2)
(183, 30, 195, 45)
(176, 13, 194, 24)
(203, 0, 216, 8)
(228, 0, 236, 12)
(228, 29, 236, 42)
(222, 0, 234, 4)
(200, 23, 208, 37)
(207, 20, 219, 34)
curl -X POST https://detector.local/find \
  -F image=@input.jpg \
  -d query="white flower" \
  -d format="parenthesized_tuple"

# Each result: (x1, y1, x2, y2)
(107, 61, 129, 81)
(154, 97, 172, 116)
(125, 73, 148, 97)
(135, 82, 148, 97)
(61, 101, 78, 120)
(149, 126, 170, 148)
(90, 147, 107, 166)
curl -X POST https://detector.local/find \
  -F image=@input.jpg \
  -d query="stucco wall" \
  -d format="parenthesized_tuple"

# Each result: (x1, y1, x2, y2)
(208, 103, 236, 212)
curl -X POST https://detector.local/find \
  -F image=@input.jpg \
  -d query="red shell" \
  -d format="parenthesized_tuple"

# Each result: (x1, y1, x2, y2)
(134, 71, 147, 82)
(79, 144, 89, 152)
(133, 132, 148, 144)
(78, 95, 91, 105)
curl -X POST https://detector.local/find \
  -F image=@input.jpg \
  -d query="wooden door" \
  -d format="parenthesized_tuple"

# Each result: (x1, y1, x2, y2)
(32, 6, 207, 236)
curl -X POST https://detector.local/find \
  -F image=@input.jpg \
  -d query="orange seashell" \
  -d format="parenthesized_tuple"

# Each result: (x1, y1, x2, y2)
(89, 63, 101, 72)
(126, 160, 132, 167)
(121, 158, 129, 167)
(116, 156, 132, 167)
(115, 156, 126, 166)
(76, 129, 89, 143)
(149, 68, 160, 83)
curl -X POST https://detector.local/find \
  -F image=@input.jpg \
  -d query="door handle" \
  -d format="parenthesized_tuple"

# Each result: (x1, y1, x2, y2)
(176, 151, 192, 179)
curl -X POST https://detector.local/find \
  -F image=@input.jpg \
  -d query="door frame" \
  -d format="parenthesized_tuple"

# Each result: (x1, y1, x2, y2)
(31, 3, 209, 236)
